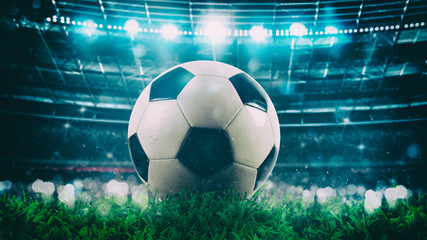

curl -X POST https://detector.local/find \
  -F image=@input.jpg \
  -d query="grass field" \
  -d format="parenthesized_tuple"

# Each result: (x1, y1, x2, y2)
(0, 189, 426, 240)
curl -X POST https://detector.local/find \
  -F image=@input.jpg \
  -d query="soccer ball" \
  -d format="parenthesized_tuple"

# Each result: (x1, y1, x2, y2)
(128, 61, 280, 198)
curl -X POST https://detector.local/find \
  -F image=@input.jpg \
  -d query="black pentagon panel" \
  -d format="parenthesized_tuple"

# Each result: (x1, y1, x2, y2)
(149, 67, 195, 102)
(128, 133, 150, 182)
(178, 127, 233, 178)
(229, 72, 268, 112)
(254, 146, 278, 191)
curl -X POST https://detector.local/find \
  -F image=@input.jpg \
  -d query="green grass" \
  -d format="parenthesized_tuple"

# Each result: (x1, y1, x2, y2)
(0, 190, 426, 240)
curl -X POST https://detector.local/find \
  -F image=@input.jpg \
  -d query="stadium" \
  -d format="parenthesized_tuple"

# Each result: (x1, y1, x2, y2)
(0, 0, 426, 239)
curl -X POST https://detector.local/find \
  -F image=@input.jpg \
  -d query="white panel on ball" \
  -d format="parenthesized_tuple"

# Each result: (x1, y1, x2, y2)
(148, 159, 202, 198)
(203, 163, 257, 197)
(177, 75, 243, 129)
(226, 105, 274, 168)
(180, 61, 242, 78)
(128, 83, 152, 137)
(137, 100, 190, 160)
(267, 98, 280, 148)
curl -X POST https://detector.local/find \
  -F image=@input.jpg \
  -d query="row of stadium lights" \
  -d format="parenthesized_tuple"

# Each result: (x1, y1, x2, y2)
(46, 16, 426, 41)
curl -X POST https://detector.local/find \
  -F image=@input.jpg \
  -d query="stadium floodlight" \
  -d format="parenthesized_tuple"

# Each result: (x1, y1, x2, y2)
(84, 20, 97, 37)
(249, 26, 268, 42)
(343, 117, 350, 124)
(125, 19, 139, 35)
(325, 26, 338, 46)
(160, 24, 179, 40)
(205, 18, 227, 42)
(325, 26, 338, 34)
(289, 23, 307, 36)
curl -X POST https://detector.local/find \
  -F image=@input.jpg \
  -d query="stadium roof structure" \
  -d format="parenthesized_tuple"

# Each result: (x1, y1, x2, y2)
(1, 0, 427, 126)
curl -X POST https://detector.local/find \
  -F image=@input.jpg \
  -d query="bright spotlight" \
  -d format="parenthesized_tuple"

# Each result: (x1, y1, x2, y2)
(249, 26, 268, 42)
(205, 18, 227, 42)
(84, 20, 97, 37)
(325, 26, 338, 46)
(125, 19, 139, 35)
(160, 24, 179, 40)
(343, 117, 350, 124)
(289, 23, 307, 36)
(86, 20, 95, 27)
(358, 144, 365, 150)
(80, 107, 86, 113)
(325, 26, 338, 34)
